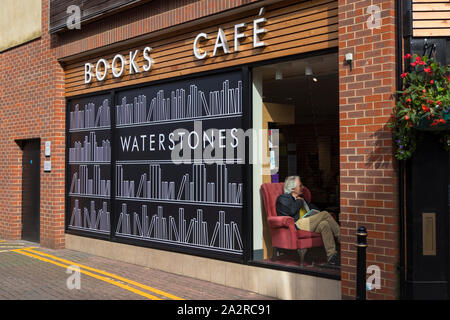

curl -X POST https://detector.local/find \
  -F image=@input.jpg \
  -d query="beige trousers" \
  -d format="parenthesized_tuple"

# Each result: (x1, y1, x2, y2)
(295, 211, 340, 259)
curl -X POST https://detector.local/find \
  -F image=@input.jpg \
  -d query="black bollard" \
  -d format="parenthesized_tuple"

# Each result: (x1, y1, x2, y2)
(356, 226, 368, 300)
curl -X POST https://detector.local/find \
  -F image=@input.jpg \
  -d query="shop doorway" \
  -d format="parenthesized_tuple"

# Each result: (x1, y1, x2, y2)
(20, 139, 40, 242)
(405, 133, 450, 299)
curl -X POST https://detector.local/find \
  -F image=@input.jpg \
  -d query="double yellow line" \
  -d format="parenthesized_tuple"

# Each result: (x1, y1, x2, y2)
(0, 241, 25, 253)
(12, 247, 183, 300)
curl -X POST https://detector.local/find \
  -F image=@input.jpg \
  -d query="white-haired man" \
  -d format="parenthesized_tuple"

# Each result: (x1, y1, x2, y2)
(275, 175, 340, 265)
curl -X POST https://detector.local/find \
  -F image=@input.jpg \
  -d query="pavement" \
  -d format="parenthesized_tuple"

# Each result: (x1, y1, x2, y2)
(0, 239, 274, 300)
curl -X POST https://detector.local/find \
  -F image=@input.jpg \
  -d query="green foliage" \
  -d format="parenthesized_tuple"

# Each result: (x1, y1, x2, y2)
(388, 54, 450, 160)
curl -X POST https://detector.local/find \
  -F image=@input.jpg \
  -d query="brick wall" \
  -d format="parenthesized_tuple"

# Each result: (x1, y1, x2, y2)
(0, 0, 402, 298)
(338, 0, 399, 299)
(0, 0, 65, 248)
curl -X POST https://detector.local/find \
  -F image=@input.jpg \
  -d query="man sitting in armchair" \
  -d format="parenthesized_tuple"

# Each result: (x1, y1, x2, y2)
(275, 175, 340, 265)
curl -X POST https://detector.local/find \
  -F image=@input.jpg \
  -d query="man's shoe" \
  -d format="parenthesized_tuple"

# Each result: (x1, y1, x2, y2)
(328, 254, 339, 266)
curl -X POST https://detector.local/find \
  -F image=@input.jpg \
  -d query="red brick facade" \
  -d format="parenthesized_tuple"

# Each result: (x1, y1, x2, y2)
(0, 0, 402, 299)
(0, 0, 65, 248)
(338, 0, 399, 299)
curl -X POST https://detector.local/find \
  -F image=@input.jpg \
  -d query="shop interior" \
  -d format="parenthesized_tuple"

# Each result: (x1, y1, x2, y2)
(252, 52, 340, 276)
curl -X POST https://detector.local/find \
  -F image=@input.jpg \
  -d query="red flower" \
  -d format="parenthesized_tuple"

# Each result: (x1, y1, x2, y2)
(406, 98, 412, 103)
(419, 61, 426, 66)
(430, 80, 434, 84)
(409, 123, 413, 127)
(436, 101, 442, 105)
(424, 67, 431, 73)
(404, 54, 412, 59)
(422, 89, 426, 93)
(405, 115, 409, 120)
(416, 56, 421, 61)
(401, 72, 408, 78)
(422, 105, 430, 112)
(411, 62, 418, 67)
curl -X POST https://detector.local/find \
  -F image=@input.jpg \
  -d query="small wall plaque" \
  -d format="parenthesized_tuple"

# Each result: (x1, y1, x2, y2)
(45, 141, 51, 157)
(44, 160, 51, 172)
(422, 212, 436, 256)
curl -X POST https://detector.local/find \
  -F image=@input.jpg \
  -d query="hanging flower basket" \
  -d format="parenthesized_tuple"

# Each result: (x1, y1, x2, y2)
(388, 54, 450, 160)
(415, 112, 450, 131)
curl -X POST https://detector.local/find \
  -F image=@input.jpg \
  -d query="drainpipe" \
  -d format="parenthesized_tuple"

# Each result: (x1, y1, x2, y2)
(397, 0, 413, 300)
(397, 0, 405, 300)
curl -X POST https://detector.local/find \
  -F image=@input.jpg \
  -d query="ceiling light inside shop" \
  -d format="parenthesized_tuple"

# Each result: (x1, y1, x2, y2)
(275, 68, 283, 80)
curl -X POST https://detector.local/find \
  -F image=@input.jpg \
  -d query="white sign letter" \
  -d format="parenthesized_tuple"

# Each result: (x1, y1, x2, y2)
(84, 63, 93, 84)
(112, 54, 126, 78)
(95, 59, 109, 81)
(253, 17, 267, 48)
(129, 50, 140, 74)
(193, 33, 208, 59)
(213, 28, 230, 56)
(143, 47, 153, 72)
(234, 23, 246, 52)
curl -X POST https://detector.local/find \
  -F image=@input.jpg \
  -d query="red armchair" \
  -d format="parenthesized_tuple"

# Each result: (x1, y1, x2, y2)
(260, 182, 325, 264)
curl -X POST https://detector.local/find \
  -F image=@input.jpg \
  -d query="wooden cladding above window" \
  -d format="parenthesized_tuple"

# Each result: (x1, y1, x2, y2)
(50, 0, 148, 33)
(412, 0, 450, 37)
(64, 0, 338, 97)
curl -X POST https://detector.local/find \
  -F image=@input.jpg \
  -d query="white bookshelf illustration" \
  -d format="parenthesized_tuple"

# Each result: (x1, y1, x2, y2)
(70, 99, 111, 130)
(69, 132, 111, 163)
(116, 204, 243, 253)
(69, 199, 110, 234)
(116, 163, 242, 205)
(69, 165, 111, 197)
(116, 80, 242, 125)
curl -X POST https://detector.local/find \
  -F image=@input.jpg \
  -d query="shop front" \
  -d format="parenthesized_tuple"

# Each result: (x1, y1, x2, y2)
(62, 0, 342, 299)
(9, 0, 450, 300)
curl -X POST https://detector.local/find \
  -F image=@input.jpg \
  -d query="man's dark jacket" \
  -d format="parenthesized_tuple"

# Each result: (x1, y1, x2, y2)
(275, 194, 304, 229)
(275, 193, 319, 229)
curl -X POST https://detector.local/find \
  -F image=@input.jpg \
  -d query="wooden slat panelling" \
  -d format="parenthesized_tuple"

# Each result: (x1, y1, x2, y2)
(64, 0, 338, 97)
(414, 3, 450, 10)
(413, 28, 450, 36)
(413, 19, 450, 27)
(413, 0, 449, 2)
(412, 1, 450, 37)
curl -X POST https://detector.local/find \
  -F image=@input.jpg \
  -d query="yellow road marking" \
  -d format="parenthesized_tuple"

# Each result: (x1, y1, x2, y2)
(0, 246, 36, 253)
(0, 246, 26, 249)
(0, 242, 24, 244)
(21, 247, 183, 300)
(12, 249, 163, 300)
